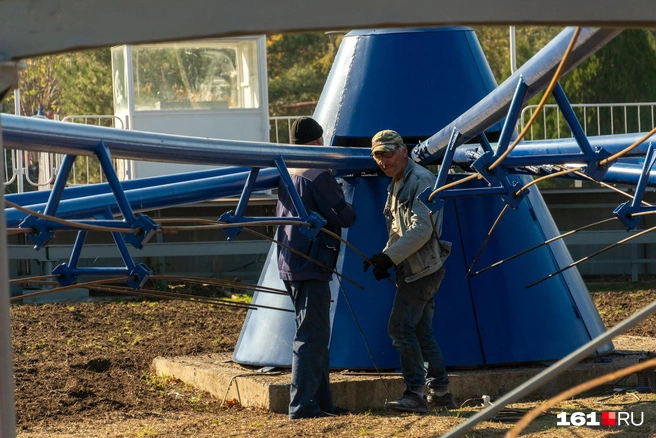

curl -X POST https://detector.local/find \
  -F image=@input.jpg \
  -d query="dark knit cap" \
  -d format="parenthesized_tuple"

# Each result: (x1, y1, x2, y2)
(291, 117, 323, 144)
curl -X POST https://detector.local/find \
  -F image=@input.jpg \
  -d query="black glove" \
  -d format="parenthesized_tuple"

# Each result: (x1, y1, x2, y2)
(363, 253, 395, 281)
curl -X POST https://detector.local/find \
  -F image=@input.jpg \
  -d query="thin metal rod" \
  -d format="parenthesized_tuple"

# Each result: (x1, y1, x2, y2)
(471, 217, 618, 277)
(526, 224, 656, 289)
(337, 281, 394, 400)
(240, 227, 364, 290)
(10, 277, 129, 302)
(508, 357, 656, 437)
(96, 284, 293, 313)
(151, 274, 289, 296)
(466, 204, 509, 277)
(441, 298, 656, 438)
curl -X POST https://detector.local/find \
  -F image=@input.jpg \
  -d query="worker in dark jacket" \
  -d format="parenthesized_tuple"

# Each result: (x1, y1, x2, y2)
(277, 117, 356, 419)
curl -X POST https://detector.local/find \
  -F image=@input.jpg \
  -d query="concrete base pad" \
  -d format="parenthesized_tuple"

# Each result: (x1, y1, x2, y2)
(151, 335, 656, 414)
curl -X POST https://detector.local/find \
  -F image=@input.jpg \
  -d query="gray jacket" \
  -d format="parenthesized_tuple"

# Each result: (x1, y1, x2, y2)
(383, 160, 451, 283)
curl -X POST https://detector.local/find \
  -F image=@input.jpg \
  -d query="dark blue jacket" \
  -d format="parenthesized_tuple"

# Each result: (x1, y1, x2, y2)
(276, 168, 356, 281)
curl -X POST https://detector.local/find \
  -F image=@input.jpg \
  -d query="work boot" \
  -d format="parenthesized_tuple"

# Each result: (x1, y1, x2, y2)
(330, 405, 351, 415)
(384, 390, 428, 413)
(427, 389, 458, 409)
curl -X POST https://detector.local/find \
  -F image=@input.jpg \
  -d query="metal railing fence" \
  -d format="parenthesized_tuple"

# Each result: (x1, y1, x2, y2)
(520, 102, 656, 140)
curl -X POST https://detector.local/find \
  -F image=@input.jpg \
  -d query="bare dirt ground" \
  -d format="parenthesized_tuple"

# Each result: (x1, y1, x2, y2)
(10, 281, 656, 437)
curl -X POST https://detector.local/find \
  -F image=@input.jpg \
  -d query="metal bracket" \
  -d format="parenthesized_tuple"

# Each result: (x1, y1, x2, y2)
(220, 157, 327, 241)
(614, 143, 656, 230)
(219, 167, 261, 240)
(420, 77, 532, 211)
(551, 83, 610, 180)
(418, 127, 461, 213)
(52, 209, 152, 289)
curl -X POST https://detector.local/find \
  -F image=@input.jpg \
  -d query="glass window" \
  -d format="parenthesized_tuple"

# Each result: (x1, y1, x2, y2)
(131, 39, 260, 111)
(111, 47, 128, 114)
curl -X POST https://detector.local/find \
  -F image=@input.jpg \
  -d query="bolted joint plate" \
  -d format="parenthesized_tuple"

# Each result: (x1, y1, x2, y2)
(52, 263, 77, 287)
(217, 210, 243, 241)
(614, 201, 642, 231)
(19, 216, 55, 250)
(126, 263, 152, 290)
(124, 214, 160, 249)
(299, 211, 327, 241)
(417, 186, 445, 214)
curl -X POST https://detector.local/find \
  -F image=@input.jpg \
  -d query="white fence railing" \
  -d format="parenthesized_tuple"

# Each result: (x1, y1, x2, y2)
(4, 115, 127, 194)
(520, 102, 656, 140)
(269, 115, 301, 144)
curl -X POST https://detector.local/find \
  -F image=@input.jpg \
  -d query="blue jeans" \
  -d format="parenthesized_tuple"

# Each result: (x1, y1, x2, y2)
(284, 279, 335, 419)
(388, 267, 448, 392)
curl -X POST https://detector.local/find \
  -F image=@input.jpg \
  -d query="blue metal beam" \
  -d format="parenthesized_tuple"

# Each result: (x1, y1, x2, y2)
(1, 115, 377, 171)
(6, 168, 280, 227)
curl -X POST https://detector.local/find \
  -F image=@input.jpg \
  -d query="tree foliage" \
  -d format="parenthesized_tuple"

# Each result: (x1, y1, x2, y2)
(266, 32, 339, 116)
(57, 49, 113, 118)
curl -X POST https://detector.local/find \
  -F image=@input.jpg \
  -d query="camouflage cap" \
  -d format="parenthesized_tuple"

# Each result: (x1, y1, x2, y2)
(371, 130, 405, 153)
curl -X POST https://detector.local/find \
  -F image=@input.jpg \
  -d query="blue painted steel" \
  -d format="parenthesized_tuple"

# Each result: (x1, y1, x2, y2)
(96, 143, 137, 224)
(219, 167, 262, 240)
(418, 128, 460, 213)
(273, 156, 326, 241)
(68, 231, 87, 268)
(1, 114, 377, 171)
(315, 27, 503, 143)
(234, 27, 612, 369)
(43, 154, 76, 217)
(6, 167, 250, 206)
(496, 78, 528, 157)
(411, 27, 622, 163)
(21, 219, 133, 231)
(614, 146, 656, 230)
(551, 84, 610, 179)
(7, 168, 281, 227)
(551, 84, 594, 158)
(19, 216, 54, 250)
(455, 175, 596, 363)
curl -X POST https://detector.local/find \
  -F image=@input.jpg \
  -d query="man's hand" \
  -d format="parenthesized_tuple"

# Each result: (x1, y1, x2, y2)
(363, 253, 395, 281)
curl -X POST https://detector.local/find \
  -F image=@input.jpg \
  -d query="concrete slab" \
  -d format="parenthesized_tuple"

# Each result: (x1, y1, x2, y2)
(151, 335, 656, 414)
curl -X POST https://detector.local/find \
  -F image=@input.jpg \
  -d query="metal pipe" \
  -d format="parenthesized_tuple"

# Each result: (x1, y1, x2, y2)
(0, 111, 17, 438)
(6, 168, 281, 227)
(442, 297, 656, 438)
(1, 114, 377, 172)
(509, 26, 517, 74)
(6, 166, 250, 205)
(412, 27, 622, 164)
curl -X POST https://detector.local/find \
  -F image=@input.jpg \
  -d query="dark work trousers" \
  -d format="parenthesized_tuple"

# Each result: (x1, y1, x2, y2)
(388, 266, 449, 392)
(284, 279, 335, 419)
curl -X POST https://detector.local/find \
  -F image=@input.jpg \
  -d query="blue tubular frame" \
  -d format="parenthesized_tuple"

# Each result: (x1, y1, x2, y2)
(52, 210, 152, 288)
(20, 154, 77, 249)
(418, 127, 461, 212)
(550, 83, 610, 179)
(613, 144, 656, 230)
(420, 80, 621, 213)
(420, 78, 532, 211)
(411, 27, 622, 164)
(220, 156, 327, 241)
(19, 144, 160, 289)
(219, 167, 261, 240)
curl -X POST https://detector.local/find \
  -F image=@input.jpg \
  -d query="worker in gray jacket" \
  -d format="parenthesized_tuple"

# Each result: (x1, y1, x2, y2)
(364, 129, 457, 413)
